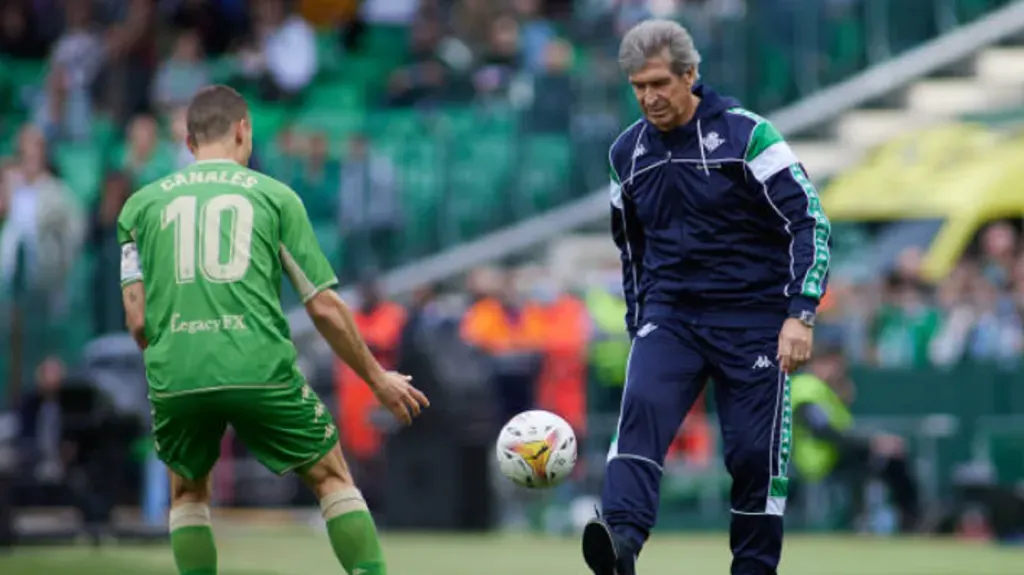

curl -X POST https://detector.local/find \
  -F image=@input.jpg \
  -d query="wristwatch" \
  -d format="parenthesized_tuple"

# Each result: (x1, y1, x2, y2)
(790, 310, 816, 328)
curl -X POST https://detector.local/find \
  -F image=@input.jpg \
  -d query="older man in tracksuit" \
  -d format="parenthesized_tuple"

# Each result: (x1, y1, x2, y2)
(582, 19, 832, 575)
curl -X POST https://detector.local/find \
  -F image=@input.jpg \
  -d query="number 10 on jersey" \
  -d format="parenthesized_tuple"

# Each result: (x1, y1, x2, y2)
(162, 194, 254, 284)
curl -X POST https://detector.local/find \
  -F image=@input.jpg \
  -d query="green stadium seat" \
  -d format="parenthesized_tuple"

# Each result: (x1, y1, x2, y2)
(340, 56, 391, 93)
(305, 81, 365, 111)
(517, 135, 572, 213)
(248, 102, 291, 143)
(315, 32, 343, 76)
(55, 144, 103, 206)
(208, 55, 239, 84)
(368, 109, 426, 139)
(293, 109, 365, 147)
(0, 59, 45, 112)
(360, 26, 409, 67)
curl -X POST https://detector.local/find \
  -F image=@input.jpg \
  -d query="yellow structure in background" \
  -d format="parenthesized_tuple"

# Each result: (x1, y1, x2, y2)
(821, 122, 1024, 282)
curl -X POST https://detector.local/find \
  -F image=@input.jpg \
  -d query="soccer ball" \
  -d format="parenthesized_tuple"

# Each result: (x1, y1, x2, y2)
(496, 410, 578, 489)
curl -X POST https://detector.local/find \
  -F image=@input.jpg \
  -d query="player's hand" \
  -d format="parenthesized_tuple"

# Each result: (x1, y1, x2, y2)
(371, 371, 430, 426)
(777, 318, 813, 373)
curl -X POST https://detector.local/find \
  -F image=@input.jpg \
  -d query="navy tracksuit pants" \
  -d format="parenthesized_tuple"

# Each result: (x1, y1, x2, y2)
(601, 315, 792, 575)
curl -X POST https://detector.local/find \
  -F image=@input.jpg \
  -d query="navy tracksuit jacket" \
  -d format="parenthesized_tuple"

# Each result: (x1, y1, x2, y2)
(602, 85, 832, 575)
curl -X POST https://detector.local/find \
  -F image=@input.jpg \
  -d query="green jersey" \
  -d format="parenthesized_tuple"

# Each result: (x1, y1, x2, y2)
(118, 159, 338, 396)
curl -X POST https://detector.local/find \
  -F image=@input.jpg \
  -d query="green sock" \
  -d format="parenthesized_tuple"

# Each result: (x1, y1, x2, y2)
(169, 505, 217, 575)
(322, 489, 386, 574)
(170, 526, 218, 574)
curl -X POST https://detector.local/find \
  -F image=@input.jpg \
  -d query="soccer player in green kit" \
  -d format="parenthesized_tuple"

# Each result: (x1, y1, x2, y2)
(118, 85, 429, 575)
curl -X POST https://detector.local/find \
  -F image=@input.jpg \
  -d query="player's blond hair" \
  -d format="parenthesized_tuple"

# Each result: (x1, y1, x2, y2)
(618, 19, 702, 79)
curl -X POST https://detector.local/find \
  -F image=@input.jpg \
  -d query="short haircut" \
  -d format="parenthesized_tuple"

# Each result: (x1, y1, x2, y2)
(619, 19, 702, 78)
(186, 85, 249, 147)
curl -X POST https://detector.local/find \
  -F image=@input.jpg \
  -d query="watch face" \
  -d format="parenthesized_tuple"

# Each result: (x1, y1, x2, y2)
(800, 311, 815, 326)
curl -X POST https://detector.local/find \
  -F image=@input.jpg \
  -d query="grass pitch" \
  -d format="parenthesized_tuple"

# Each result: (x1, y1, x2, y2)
(0, 526, 1020, 574)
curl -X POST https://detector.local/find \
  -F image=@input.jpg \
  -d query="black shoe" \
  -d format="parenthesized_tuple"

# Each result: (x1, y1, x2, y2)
(582, 517, 636, 575)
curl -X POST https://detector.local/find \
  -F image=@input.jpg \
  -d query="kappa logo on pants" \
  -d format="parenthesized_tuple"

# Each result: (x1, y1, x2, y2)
(751, 355, 774, 370)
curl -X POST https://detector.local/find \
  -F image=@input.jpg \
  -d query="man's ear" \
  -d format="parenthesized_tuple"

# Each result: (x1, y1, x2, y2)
(684, 66, 697, 87)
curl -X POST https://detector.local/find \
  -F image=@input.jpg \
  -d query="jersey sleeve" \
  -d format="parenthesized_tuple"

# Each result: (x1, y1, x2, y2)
(279, 189, 339, 302)
(117, 197, 143, 287)
(743, 119, 832, 315)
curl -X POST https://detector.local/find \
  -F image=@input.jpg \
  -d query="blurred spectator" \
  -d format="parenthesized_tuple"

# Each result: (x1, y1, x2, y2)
(300, 0, 360, 27)
(33, 64, 93, 143)
(385, 18, 450, 107)
(151, 28, 210, 114)
(0, 126, 84, 308)
(334, 278, 406, 508)
(979, 222, 1017, 287)
(527, 38, 574, 132)
(472, 16, 523, 102)
(453, 0, 501, 55)
(121, 114, 173, 185)
(239, 0, 317, 102)
(461, 267, 543, 424)
(266, 124, 302, 184)
(893, 246, 924, 284)
(512, 0, 557, 73)
(522, 273, 589, 435)
(0, 0, 48, 59)
(94, 0, 157, 124)
(964, 276, 1023, 365)
(295, 132, 339, 220)
(170, 0, 245, 57)
(169, 106, 194, 169)
(870, 275, 939, 368)
(791, 343, 922, 532)
(16, 356, 69, 487)
(613, 0, 654, 39)
(34, 0, 104, 142)
(361, 0, 420, 25)
(931, 274, 1022, 368)
(339, 133, 400, 277)
(1013, 255, 1024, 312)
(89, 171, 132, 335)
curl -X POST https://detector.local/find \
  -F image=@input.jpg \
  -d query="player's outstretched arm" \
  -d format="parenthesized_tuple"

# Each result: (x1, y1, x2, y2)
(305, 290, 429, 425)
(122, 282, 148, 350)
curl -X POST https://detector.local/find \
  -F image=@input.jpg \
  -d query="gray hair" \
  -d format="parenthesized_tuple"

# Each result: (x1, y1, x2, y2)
(618, 19, 702, 78)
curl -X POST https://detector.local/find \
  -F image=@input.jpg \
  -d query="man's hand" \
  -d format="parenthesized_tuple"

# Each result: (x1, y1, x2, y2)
(371, 371, 430, 426)
(777, 318, 813, 373)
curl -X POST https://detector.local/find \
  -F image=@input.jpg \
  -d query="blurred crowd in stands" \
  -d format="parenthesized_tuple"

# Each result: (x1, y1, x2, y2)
(824, 222, 1024, 369)
(0, 0, 1023, 395)
(3, 0, 1024, 534)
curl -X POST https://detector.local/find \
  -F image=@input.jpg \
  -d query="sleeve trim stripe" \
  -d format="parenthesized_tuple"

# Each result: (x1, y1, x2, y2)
(279, 243, 317, 300)
(790, 165, 831, 299)
(610, 180, 623, 209)
(301, 279, 340, 304)
(121, 277, 143, 288)
(608, 118, 644, 185)
(747, 141, 799, 183)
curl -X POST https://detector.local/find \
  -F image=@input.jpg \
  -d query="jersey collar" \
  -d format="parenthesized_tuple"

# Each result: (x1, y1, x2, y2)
(193, 158, 239, 165)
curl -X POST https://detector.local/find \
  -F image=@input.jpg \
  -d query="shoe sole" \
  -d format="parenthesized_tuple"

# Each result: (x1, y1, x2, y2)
(582, 520, 619, 575)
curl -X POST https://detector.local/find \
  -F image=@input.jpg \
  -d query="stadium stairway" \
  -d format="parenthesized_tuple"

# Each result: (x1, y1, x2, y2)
(790, 43, 1024, 180)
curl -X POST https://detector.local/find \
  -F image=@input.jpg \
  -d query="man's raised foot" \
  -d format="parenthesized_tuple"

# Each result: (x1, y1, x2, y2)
(582, 517, 637, 575)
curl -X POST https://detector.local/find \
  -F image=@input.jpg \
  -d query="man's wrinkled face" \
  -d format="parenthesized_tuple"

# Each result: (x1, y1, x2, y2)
(628, 51, 696, 131)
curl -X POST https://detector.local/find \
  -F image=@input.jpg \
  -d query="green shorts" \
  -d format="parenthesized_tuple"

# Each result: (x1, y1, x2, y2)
(150, 383, 338, 481)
